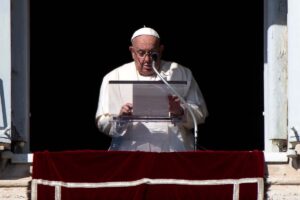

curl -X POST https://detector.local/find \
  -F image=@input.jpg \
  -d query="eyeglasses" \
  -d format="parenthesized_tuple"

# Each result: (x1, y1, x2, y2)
(133, 48, 159, 59)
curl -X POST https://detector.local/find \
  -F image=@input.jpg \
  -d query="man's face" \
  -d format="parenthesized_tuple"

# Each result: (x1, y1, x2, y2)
(130, 35, 163, 76)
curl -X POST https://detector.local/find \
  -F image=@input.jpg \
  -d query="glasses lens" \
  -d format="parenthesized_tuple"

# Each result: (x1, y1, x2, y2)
(136, 50, 158, 58)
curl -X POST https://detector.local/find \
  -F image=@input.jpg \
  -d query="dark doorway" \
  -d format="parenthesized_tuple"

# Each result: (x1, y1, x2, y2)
(30, 1, 263, 151)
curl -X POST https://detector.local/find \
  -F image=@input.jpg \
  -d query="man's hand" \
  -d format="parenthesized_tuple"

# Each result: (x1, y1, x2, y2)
(119, 103, 133, 116)
(168, 95, 184, 116)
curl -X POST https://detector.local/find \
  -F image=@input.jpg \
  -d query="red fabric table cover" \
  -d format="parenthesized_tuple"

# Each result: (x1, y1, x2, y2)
(32, 150, 264, 200)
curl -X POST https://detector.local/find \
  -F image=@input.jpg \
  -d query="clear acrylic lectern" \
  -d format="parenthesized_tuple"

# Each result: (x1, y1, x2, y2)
(108, 80, 187, 123)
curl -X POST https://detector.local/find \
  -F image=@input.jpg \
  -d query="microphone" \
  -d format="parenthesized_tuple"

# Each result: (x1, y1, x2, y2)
(151, 58, 203, 151)
(151, 52, 159, 62)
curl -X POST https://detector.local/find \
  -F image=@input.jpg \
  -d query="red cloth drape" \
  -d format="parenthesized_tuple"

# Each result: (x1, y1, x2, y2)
(32, 150, 264, 200)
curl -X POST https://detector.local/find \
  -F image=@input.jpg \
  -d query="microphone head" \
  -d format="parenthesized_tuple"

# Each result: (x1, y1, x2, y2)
(151, 52, 159, 61)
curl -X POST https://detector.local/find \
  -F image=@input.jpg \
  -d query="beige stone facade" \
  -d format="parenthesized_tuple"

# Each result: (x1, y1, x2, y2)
(0, 163, 31, 200)
(265, 161, 300, 199)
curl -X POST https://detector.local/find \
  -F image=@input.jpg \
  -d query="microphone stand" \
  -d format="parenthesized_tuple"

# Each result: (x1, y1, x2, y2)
(151, 57, 201, 151)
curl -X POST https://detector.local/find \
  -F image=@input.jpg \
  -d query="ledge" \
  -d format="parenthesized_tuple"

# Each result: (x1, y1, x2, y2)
(266, 177, 300, 185)
(264, 152, 289, 163)
(0, 177, 31, 187)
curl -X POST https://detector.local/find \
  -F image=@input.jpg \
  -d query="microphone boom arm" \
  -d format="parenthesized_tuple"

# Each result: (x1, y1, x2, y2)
(151, 59, 202, 151)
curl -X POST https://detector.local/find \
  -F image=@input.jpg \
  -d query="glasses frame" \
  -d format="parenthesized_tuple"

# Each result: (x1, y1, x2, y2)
(132, 47, 159, 59)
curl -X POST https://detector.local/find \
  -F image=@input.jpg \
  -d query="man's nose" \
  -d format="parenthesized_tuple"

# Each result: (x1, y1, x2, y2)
(144, 53, 152, 61)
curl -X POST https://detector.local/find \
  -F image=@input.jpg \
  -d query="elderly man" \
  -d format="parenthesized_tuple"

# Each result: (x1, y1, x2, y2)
(95, 27, 208, 152)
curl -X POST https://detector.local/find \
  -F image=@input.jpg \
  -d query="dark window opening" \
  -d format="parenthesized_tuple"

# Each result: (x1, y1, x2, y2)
(30, 1, 263, 151)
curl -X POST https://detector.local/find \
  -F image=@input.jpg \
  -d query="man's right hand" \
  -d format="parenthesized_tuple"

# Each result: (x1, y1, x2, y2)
(119, 103, 133, 116)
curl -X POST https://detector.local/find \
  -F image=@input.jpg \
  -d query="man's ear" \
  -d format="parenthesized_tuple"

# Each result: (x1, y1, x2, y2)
(129, 46, 135, 59)
(159, 45, 164, 58)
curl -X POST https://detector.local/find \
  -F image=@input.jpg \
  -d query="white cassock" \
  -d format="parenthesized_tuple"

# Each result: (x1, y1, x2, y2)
(95, 60, 208, 152)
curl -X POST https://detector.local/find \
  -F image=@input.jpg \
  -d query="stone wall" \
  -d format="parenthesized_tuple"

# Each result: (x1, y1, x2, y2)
(265, 160, 300, 200)
(0, 163, 31, 200)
